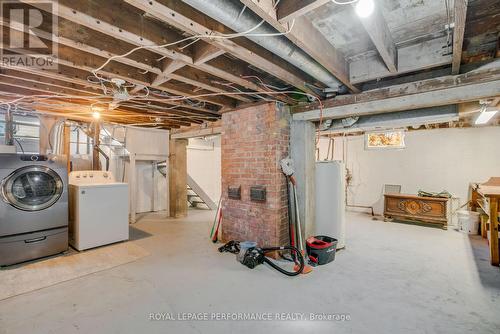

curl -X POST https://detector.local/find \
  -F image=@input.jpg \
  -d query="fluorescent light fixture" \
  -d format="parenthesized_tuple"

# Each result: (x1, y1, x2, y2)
(92, 111, 101, 120)
(355, 0, 375, 18)
(475, 107, 498, 125)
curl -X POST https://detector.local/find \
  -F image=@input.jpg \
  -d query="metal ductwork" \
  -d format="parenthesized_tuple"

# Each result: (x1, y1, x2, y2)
(50, 120, 67, 155)
(323, 105, 459, 134)
(181, 0, 342, 90)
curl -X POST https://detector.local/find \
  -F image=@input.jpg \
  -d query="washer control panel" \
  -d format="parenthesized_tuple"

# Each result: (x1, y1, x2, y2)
(69, 171, 116, 185)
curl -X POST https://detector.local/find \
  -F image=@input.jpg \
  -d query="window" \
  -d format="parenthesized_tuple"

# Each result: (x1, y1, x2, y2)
(365, 130, 406, 150)
(70, 126, 92, 155)
(0, 114, 41, 154)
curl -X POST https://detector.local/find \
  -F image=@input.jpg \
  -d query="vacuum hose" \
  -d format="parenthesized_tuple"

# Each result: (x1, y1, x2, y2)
(261, 246, 304, 277)
(219, 241, 304, 277)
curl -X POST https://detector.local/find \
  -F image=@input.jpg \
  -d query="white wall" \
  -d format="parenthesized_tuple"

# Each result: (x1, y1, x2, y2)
(187, 136, 221, 203)
(102, 126, 169, 214)
(318, 127, 500, 215)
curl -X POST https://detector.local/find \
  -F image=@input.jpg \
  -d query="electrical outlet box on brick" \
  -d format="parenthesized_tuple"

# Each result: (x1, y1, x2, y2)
(250, 186, 266, 202)
(228, 186, 241, 200)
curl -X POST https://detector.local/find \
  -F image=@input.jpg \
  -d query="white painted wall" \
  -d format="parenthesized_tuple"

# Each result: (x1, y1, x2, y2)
(102, 126, 169, 214)
(318, 127, 500, 215)
(187, 136, 221, 203)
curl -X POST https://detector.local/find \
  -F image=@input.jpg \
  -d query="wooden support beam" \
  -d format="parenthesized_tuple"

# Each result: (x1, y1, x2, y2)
(195, 58, 294, 104)
(0, 21, 235, 110)
(240, 0, 358, 92)
(60, 45, 232, 108)
(452, 0, 468, 74)
(0, 75, 95, 99)
(349, 36, 452, 84)
(193, 43, 225, 65)
(12, 2, 251, 105)
(0, 72, 98, 97)
(92, 122, 101, 170)
(151, 59, 185, 87)
(21, 1, 291, 104)
(169, 138, 188, 218)
(170, 120, 222, 139)
(277, 0, 331, 22)
(1, 63, 220, 120)
(489, 197, 499, 266)
(293, 64, 500, 121)
(124, 0, 315, 94)
(356, 4, 397, 73)
(0, 77, 200, 127)
(130, 85, 145, 94)
(63, 124, 71, 172)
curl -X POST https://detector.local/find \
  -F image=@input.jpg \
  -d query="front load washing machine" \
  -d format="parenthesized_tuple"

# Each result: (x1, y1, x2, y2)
(0, 153, 69, 266)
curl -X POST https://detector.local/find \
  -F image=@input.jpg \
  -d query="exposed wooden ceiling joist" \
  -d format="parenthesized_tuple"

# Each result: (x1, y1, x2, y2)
(276, 0, 331, 22)
(452, 0, 468, 74)
(123, 0, 316, 95)
(13, 2, 251, 106)
(0, 78, 199, 127)
(239, 0, 359, 93)
(349, 36, 452, 84)
(170, 120, 222, 139)
(25, 0, 297, 105)
(3, 44, 233, 111)
(1, 63, 220, 117)
(356, 4, 398, 73)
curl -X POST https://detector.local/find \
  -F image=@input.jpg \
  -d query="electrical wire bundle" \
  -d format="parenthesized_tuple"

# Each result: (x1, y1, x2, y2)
(0, 0, 329, 128)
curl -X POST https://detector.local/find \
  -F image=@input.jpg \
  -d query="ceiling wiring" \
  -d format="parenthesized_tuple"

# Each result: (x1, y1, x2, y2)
(0, 0, 325, 129)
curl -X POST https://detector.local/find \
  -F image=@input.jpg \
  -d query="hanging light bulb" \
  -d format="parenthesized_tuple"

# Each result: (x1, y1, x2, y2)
(355, 0, 375, 18)
(92, 111, 101, 120)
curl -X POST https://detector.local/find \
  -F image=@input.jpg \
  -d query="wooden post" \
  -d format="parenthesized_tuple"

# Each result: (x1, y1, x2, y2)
(129, 153, 137, 223)
(4, 110, 14, 146)
(169, 138, 188, 218)
(489, 197, 499, 266)
(62, 123, 71, 172)
(92, 122, 101, 170)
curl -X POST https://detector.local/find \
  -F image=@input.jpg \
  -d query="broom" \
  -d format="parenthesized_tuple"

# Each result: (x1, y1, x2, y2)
(290, 175, 313, 274)
(210, 198, 222, 239)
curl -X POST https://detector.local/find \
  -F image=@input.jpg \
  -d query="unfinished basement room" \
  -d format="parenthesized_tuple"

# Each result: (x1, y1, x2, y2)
(0, 0, 499, 333)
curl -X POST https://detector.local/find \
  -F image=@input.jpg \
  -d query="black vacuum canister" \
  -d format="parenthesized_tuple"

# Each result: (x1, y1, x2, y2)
(306, 236, 337, 265)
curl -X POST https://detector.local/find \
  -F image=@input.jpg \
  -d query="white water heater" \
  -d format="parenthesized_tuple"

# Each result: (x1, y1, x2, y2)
(315, 161, 346, 249)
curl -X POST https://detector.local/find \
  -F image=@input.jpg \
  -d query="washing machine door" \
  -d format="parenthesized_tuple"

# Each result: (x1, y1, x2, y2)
(1, 166, 64, 211)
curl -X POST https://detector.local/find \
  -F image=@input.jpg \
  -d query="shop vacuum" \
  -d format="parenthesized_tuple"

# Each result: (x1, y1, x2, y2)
(219, 241, 305, 276)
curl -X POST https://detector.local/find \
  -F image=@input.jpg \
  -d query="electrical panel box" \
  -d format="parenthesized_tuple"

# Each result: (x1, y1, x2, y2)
(250, 186, 266, 202)
(228, 186, 241, 200)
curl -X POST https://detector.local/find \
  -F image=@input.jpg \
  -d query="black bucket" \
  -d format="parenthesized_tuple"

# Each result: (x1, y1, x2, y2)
(306, 236, 337, 265)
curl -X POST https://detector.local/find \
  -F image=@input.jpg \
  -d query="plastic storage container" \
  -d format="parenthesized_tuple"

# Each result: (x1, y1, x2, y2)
(306, 236, 337, 265)
(457, 210, 480, 234)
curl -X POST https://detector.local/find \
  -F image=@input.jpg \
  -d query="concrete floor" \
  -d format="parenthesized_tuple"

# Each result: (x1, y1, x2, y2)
(0, 210, 499, 334)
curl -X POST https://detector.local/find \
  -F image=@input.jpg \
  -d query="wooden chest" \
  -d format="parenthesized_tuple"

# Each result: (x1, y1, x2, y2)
(384, 193, 449, 228)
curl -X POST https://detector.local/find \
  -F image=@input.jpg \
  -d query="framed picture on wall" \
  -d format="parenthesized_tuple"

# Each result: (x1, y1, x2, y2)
(365, 130, 406, 150)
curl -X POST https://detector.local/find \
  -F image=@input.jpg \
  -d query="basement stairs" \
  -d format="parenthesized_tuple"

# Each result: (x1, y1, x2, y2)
(187, 175, 218, 210)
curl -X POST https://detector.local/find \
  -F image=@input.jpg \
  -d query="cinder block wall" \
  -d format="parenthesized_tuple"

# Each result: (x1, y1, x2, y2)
(221, 102, 290, 247)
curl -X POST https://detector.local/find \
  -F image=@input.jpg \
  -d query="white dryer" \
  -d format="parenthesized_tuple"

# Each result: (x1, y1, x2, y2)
(69, 171, 129, 251)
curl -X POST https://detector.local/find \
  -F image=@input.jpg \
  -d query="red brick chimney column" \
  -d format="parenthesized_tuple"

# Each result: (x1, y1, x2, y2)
(221, 102, 290, 247)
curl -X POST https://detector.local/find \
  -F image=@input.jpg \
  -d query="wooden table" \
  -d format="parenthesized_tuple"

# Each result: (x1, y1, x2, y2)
(384, 193, 449, 229)
(476, 185, 500, 266)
